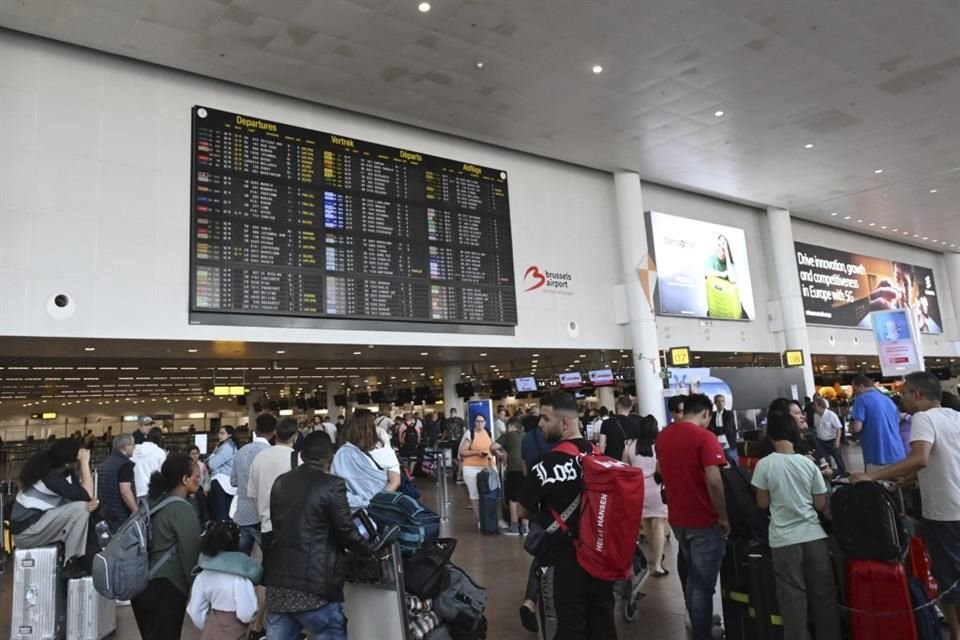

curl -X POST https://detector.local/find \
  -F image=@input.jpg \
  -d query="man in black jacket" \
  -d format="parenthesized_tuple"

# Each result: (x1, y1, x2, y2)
(709, 394, 739, 467)
(265, 431, 377, 639)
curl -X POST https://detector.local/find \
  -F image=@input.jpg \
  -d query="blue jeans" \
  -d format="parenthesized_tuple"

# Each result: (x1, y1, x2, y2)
(724, 448, 739, 468)
(238, 523, 261, 556)
(267, 602, 347, 640)
(672, 525, 726, 640)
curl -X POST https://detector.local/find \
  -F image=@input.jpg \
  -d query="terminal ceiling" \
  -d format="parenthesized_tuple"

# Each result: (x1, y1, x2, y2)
(1, 0, 959, 250)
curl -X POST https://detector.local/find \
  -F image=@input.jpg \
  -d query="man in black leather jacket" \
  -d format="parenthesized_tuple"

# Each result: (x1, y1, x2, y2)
(265, 431, 377, 639)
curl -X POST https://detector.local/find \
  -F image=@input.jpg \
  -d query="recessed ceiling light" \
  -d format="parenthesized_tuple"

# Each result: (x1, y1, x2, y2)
(84, 347, 95, 352)
(804, 143, 814, 149)
(480, 353, 487, 357)
(830, 212, 838, 216)
(930, 189, 938, 194)
(892, 228, 898, 232)
(881, 225, 887, 229)
(418, 1, 431, 12)
(476, 61, 484, 69)
(276, 350, 285, 354)
(843, 215, 851, 220)
(913, 234, 919, 238)
(856, 219, 863, 223)
(714, 110, 725, 117)
(923, 236, 929, 240)
(352, 351, 362, 355)
(903, 231, 910, 235)
(420, 352, 429, 356)
(532, 353, 539, 357)
(592, 64, 603, 74)
(869, 222, 875, 226)
(874, 169, 883, 174)
(187, 348, 198, 353)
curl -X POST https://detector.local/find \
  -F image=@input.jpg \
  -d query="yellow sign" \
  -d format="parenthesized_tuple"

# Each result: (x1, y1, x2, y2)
(784, 350, 804, 367)
(668, 347, 691, 367)
(42, 412, 57, 420)
(213, 386, 247, 396)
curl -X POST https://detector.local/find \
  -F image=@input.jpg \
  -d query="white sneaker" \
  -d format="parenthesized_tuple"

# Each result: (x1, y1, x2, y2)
(498, 519, 510, 530)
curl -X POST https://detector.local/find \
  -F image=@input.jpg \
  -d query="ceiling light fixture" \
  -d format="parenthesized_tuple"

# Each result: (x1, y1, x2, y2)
(352, 351, 362, 355)
(856, 219, 863, 223)
(480, 353, 487, 357)
(843, 215, 851, 220)
(869, 222, 875, 227)
(903, 231, 910, 235)
(804, 143, 814, 149)
(874, 169, 883, 174)
(418, 2, 431, 12)
(84, 347, 95, 352)
(930, 189, 938, 194)
(881, 225, 887, 230)
(187, 348, 198, 353)
(714, 110, 725, 117)
(276, 350, 285, 354)
(420, 352, 429, 356)
(476, 61, 484, 69)
(592, 64, 603, 74)
(830, 212, 838, 216)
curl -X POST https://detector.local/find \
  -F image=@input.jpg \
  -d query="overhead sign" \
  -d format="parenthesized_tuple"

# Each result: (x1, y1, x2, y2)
(668, 347, 691, 367)
(794, 242, 942, 334)
(213, 386, 247, 396)
(558, 372, 583, 388)
(871, 309, 925, 377)
(647, 211, 756, 321)
(588, 368, 615, 386)
(784, 350, 804, 367)
(31, 412, 58, 420)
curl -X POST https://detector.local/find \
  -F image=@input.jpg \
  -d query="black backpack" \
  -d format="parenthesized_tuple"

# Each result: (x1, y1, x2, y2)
(402, 425, 420, 453)
(830, 482, 908, 561)
(721, 466, 769, 543)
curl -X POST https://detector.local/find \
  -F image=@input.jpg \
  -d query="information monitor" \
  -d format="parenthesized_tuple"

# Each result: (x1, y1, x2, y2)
(190, 106, 517, 332)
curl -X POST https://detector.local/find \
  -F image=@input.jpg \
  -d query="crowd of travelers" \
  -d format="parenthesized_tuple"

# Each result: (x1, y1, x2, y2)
(7, 369, 960, 640)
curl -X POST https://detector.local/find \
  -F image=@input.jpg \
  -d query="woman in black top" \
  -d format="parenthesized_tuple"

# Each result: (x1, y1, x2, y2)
(10, 438, 99, 570)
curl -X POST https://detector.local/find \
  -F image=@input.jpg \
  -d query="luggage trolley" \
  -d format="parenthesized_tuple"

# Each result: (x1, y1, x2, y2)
(343, 541, 412, 640)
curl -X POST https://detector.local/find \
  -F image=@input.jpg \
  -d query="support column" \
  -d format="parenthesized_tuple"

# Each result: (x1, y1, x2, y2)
(767, 207, 815, 396)
(597, 386, 615, 411)
(613, 172, 666, 425)
(943, 253, 960, 346)
(326, 382, 343, 419)
(441, 366, 463, 418)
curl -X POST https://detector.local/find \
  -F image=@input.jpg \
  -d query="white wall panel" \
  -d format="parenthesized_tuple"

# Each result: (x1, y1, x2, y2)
(0, 34, 627, 350)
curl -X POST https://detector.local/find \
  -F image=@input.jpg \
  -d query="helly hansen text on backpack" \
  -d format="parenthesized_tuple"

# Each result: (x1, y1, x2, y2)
(91, 495, 189, 600)
(548, 442, 645, 581)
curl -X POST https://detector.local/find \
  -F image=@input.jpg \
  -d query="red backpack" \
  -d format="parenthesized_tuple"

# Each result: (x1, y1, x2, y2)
(549, 442, 645, 581)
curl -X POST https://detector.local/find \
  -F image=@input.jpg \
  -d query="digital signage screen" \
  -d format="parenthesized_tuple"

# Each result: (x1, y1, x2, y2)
(647, 211, 756, 321)
(189, 106, 517, 330)
(558, 372, 583, 388)
(794, 242, 942, 334)
(588, 369, 615, 386)
(515, 376, 538, 392)
(871, 309, 924, 376)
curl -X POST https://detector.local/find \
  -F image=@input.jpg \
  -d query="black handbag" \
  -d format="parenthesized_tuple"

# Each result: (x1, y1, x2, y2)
(404, 538, 457, 599)
(523, 522, 550, 557)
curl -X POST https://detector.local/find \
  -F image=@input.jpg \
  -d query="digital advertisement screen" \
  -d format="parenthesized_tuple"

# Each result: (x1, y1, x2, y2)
(871, 309, 924, 377)
(647, 211, 756, 321)
(794, 242, 942, 334)
(515, 376, 538, 392)
(558, 372, 583, 388)
(588, 369, 614, 386)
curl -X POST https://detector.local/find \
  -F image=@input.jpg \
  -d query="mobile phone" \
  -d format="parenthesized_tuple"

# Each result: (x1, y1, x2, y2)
(352, 509, 377, 541)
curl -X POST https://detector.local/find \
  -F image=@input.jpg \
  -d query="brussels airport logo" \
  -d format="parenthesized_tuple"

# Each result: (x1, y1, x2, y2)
(522, 265, 573, 294)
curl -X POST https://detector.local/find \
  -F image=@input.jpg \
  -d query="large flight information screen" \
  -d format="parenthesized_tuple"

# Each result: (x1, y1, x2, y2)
(189, 106, 517, 329)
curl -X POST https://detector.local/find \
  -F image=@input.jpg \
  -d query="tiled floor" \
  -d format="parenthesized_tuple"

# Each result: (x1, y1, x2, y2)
(4, 442, 943, 639)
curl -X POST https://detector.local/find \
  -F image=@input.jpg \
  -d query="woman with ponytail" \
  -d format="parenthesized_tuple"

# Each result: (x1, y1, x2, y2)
(131, 452, 203, 640)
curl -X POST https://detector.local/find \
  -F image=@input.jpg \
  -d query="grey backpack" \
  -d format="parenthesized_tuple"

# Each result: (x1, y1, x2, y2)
(91, 495, 188, 600)
(433, 564, 487, 634)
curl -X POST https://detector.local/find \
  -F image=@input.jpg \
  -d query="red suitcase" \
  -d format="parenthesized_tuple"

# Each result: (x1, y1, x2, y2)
(846, 559, 916, 640)
(907, 536, 939, 600)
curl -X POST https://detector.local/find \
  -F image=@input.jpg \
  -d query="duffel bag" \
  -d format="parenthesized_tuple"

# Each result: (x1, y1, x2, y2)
(434, 563, 486, 634)
(368, 491, 440, 555)
(404, 538, 457, 599)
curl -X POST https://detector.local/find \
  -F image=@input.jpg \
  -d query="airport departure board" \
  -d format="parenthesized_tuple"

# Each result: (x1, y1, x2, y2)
(189, 106, 517, 328)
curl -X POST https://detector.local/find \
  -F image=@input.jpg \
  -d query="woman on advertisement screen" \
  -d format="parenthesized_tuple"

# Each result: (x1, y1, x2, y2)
(704, 234, 742, 319)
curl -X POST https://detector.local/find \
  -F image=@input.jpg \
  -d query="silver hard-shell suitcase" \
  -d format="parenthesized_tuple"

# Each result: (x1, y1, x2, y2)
(11, 545, 67, 640)
(67, 576, 116, 640)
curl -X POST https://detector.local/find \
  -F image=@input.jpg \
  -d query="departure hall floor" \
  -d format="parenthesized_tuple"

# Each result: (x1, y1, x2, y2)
(4, 444, 943, 640)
